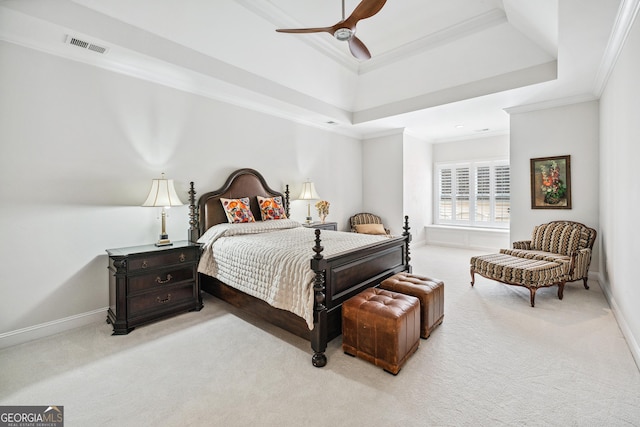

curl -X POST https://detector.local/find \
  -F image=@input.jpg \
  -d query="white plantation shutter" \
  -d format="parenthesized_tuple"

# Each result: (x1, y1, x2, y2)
(455, 167, 470, 220)
(436, 160, 510, 228)
(495, 165, 510, 223)
(439, 168, 452, 220)
(475, 166, 491, 222)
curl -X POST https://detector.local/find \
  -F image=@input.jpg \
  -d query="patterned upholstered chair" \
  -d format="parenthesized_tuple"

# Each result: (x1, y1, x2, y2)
(349, 212, 391, 236)
(470, 221, 597, 306)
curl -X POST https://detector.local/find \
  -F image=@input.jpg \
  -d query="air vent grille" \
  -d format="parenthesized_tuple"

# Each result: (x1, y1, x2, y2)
(87, 44, 107, 54)
(65, 35, 109, 55)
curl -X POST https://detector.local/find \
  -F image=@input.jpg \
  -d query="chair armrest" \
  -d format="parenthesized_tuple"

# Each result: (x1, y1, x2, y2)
(512, 240, 531, 250)
(568, 248, 592, 280)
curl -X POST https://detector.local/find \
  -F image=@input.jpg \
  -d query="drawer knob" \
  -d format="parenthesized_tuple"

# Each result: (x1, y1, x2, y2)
(155, 274, 173, 284)
(179, 253, 186, 262)
(156, 294, 172, 304)
(141, 260, 148, 269)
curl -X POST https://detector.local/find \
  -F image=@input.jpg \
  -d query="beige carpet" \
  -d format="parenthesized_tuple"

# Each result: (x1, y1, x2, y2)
(1, 245, 639, 426)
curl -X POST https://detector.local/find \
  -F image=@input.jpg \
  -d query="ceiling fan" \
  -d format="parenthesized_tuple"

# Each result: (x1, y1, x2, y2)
(275, 0, 387, 60)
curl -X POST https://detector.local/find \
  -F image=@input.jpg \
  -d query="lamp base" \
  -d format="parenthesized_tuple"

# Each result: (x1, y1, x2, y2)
(155, 234, 172, 247)
(305, 216, 312, 224)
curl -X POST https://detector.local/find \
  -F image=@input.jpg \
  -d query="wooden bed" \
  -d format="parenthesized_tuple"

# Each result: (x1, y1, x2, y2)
(188, 168, 412, 367)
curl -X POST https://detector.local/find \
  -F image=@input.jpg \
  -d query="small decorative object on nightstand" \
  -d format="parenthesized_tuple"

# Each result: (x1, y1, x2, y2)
(106, 241, 202, 335)
(303, 221, 337, 231)
(315, 200, 330, 223)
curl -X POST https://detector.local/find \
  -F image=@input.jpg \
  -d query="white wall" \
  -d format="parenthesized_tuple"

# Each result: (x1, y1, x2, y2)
(599, 13, 640, 366)
(403, 132, 432, 243)
(361, 131, 432, 241)
(432, 134, 509, 163)
(509, 101, 600, 271)
(0, 41, 363, 343)
(362, 131, 405, 235)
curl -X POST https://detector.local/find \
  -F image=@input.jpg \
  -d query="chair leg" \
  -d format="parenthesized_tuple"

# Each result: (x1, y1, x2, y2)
(470, 268, 475, 287)
(583, 277, 589, 290)
(529, 288, 536, 307)
(558, 283, 565, 300)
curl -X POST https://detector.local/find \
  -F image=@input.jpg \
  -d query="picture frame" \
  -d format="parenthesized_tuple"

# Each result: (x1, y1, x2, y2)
(530, 155, 571, 209)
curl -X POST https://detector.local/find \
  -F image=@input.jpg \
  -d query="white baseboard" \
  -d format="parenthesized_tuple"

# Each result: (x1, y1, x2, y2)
(425, 225, 510, 252)
(597, 272, 640, 372)
(0, 307, 107, 349)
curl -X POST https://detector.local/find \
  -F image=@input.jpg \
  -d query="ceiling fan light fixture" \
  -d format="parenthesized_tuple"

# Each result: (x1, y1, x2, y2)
(334, 28, 353, 41)
(275, 0, 387, 59)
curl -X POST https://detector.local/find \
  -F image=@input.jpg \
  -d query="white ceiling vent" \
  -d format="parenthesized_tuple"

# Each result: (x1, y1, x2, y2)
(65, 35, 110, 55)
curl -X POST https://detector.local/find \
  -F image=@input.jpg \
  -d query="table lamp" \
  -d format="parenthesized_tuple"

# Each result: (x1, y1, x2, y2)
(142, 173, 183, 246)
(298, 180, 320, 224)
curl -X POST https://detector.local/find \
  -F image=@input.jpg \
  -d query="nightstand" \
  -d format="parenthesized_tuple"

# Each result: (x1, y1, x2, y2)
(106, 241, 202, 335)
(303, 221, 338, 231)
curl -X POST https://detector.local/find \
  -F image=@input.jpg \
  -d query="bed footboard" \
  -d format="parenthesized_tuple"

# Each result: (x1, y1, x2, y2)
(189, 173, 412, 368)
(310, 216, 412, 367)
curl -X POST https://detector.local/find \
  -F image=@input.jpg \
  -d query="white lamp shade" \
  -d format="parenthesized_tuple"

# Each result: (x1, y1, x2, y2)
(142, 175, 183, 207)
(298, 181, 320, 200)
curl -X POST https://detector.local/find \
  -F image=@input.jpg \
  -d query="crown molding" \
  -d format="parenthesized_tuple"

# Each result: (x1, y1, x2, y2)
(355, 60, 557, 124)
(427, 128, 509, 144)
(238, 2, 508, 77)
(0, 4, 363, 137)
(359, 9, 507, 75)
(361, 127, 407, 140)
(593, 0, 640, 96)
(503, 93, 598, 115)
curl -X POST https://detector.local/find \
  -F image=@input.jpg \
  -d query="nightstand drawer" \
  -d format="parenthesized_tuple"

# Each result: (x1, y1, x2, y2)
(128, 249, 197, 272)
(128, 266, 195, 294)
(106, 241, 203, 334)
(128, 283, 195, 317)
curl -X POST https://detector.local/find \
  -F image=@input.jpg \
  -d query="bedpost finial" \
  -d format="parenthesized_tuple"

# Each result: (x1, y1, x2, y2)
(188, 181, 199, 243)
(403, 215, 412, 272)
(312, 229, 324, 260)
(285, 184, 290, 218)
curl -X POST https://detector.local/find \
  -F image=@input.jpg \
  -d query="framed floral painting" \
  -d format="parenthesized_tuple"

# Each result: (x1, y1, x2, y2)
(530, 155, 571, 209)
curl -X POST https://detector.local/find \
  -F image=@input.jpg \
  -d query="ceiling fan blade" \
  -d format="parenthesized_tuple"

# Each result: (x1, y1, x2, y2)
(276, 26, 333, 34)
(348, 35, 371, 60)
(344, 0, 387, 27)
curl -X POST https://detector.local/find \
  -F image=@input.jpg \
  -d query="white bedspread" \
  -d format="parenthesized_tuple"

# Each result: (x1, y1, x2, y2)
(197, 220, 389, 329)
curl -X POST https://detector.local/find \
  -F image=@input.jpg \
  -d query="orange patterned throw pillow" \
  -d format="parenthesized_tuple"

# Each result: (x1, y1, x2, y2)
(257, 196, 287, 221)
(220, 197, 255, 223)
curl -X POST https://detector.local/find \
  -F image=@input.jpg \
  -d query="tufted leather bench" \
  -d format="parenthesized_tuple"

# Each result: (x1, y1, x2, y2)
(342, 287, 420, 375)
(380, 273, 444, 339)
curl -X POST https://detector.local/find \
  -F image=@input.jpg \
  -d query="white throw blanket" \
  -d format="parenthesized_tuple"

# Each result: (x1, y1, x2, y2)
(197, 220, 388, 329)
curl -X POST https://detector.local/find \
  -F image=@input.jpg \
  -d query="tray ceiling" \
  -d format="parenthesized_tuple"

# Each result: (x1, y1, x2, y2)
(0, 0, 626, 141)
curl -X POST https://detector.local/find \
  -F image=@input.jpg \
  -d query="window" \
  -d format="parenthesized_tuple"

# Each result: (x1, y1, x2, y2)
(435, 160, 510, 228)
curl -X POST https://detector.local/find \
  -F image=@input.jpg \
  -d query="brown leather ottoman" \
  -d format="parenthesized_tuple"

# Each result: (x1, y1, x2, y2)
(380, 272, 444, 339)
(342, 288, 420, 375)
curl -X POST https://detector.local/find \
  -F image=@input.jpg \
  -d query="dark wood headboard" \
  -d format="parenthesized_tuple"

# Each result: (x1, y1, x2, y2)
(189, 168, 289, 240)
